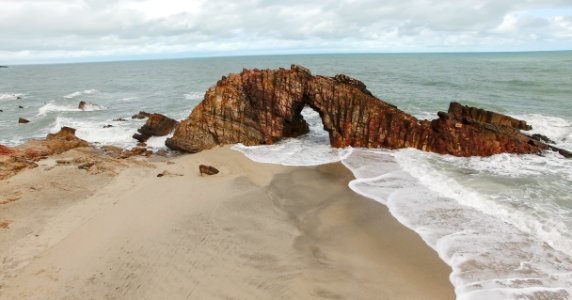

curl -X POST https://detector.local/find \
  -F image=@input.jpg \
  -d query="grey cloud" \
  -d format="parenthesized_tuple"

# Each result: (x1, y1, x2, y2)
(0, 0, 571, 63)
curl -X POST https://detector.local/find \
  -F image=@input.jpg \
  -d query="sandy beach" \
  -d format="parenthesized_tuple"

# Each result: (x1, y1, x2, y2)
(0, 146, 454, 299)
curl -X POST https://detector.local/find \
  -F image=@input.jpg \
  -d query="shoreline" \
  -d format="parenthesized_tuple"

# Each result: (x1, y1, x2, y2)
(0, 145, 454, 299)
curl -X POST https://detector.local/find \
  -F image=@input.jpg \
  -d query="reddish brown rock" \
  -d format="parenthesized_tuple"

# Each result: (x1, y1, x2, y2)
(18, 117, 29, 124)
(0, 145, 13, 155)
(0, 127, 89, 180)
(166, 65, 565, 158)
(133, 113, 178, 143)
(199, 165, 219, 176)
(78, 101, 87, 110)
(448, 102, 531, 131)
(131, 111, 151, 119)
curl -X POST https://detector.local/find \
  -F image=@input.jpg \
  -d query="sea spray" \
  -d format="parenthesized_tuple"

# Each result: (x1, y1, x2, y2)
(38, 102, 106, 116)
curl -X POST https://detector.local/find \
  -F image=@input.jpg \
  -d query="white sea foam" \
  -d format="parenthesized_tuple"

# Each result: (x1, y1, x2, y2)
(118, 97, 139, 102)
(232, 109, 572, 299)
(51, 117, 138, 148)
(513, 113, 572, 152)
(49, 116, 174, 150)
(0, 93, 23, 101)
(389, 149, 572, 299)
(63, 89, 97, 99)
(146, 133, 173, 150)
(184, 92, 203, 100)
(38, 102, 106, 115)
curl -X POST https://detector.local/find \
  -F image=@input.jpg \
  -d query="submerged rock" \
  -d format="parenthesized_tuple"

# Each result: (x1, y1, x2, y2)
(166, 65, 565, 157)
(78, 101, 86, 110)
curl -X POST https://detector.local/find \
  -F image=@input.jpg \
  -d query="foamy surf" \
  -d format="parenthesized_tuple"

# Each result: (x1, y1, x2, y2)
(0, 93, 24, 101)
(513, 114, 572, 151)
(232, 107, 352, 165)
(63, 89, 97, 99)
(50, 117, 139, 149)
(232, 109, 572, 299)
(184, 92, 204, 100)
(38, 102, 107, 115)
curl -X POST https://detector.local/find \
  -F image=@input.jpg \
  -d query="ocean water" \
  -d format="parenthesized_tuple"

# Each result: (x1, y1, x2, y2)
(2, 52, 572, 299)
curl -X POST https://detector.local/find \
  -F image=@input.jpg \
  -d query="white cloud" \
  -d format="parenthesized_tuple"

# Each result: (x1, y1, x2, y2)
(0, 0, 571, 64)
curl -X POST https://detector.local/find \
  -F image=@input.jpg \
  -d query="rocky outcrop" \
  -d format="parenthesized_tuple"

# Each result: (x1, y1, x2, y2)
(0, 127, 90, 179)
(133, 113, 178, 143)
(166, 65, 568, 158)
(448, 102, 531, 131)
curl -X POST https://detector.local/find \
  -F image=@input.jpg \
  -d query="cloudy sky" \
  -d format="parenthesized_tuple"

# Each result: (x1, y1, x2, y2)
(1, 0, 571, 64)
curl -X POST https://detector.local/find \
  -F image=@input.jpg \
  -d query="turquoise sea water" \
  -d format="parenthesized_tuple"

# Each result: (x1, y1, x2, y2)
(1, 52, 572, 299)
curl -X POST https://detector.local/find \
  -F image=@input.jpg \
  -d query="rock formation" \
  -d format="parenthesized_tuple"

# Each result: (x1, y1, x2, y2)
(166, 65, 569, 158)
(133, 113, 178, 143)
(0, 127, 90, 179)
(132, 111, 151, 119)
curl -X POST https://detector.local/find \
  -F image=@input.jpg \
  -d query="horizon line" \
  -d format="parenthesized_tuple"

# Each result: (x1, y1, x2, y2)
(3, 49, 571, 67)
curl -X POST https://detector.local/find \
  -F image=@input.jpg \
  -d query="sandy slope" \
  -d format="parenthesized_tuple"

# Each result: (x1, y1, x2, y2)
(0, 146, 453, 299)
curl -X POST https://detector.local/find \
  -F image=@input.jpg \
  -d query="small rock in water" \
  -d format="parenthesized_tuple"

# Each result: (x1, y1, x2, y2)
(0, 109, 3, 112)
(78, 101, 86, 110)
(103, 124, 113, 128)
(17, 96, 21, 100)
(199, 164, 219, 176)
(113, 118, 127, 122)
(18, 105, 23, 109)
(132, 113, 178, 143)
(18, 117, 30, 124)
(133, 133, 149, 143)
(131, 111, 151, 119)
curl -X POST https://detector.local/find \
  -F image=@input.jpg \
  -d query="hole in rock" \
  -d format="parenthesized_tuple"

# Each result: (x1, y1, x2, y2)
(296, 105, 330, 145)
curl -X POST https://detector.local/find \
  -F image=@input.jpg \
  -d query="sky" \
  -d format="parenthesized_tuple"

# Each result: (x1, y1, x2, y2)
(0, 0, 571, 64)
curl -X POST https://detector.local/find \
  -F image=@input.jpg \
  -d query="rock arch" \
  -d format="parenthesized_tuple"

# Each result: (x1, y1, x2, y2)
(166, 65, 568, 157)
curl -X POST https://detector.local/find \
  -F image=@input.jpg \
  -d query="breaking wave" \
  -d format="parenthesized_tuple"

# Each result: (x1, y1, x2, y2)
(63, 89, 97, 99)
